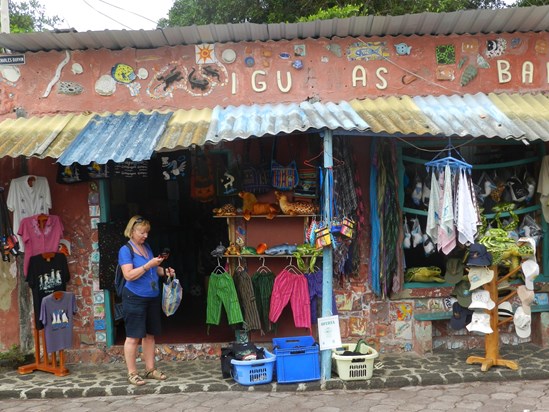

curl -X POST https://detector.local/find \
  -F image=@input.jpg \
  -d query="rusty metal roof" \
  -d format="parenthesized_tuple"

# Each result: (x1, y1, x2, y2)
(0, 6, 548, 52)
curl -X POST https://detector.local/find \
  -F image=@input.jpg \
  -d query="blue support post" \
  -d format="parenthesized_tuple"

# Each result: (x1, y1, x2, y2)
(320, 129, 334, 381)
(97, 179, 114, 347)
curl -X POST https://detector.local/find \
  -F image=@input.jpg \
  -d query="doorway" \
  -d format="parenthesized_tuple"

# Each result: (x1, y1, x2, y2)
(108, 151, 237, 344)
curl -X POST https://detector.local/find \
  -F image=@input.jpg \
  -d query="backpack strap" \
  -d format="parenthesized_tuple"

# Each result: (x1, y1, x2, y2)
(125, 242, 134, 258)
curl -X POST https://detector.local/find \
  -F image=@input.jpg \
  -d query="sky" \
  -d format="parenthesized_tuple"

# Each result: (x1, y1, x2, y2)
(36, 0, 175, 32)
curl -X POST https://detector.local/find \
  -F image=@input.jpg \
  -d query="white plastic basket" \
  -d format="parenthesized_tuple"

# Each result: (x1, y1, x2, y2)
(332, 342, 379, 381)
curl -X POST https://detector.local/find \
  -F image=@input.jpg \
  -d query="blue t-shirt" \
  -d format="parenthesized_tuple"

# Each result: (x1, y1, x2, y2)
(118, 243, 160, 298)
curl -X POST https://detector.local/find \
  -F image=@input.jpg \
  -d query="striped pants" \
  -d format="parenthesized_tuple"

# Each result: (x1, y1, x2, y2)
(269, 269, 311, 330)
(252, 271, 275, 332)
(206, 271, 243, 326)
(233, 268, 262, 331)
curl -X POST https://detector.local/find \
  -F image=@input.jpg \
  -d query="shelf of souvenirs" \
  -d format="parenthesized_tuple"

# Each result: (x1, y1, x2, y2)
(223, 254, 322, 258)
(402, 204, 540, 219)
(213, 214, 318, 219)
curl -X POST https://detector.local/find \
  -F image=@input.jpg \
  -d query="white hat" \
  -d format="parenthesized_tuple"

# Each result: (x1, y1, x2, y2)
(517, 285, 535, 315)
(468, 290, 496, 310)
(468, 267, 494, 290)
(522, 259, 540, 291)
(498, 301, 514, 320)
(466, 312, 493, 334)
(513, 306, 531, 338)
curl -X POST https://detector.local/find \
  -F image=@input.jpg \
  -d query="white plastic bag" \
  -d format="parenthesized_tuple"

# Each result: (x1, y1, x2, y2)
(162, 276, 182, 317)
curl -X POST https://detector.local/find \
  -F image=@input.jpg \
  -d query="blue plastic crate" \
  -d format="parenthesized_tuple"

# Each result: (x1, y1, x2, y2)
(230, 348, 276, 385)
(272, 336, 320, 383)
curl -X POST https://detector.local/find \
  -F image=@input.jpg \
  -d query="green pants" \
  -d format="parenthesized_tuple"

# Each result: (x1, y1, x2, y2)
(206, 271, 243, 326)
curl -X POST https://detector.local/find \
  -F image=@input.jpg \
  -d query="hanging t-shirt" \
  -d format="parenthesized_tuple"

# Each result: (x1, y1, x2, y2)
(39, 291, 77, 353)
(26, 253, 70, 329)
(19, 214, 64, 277)
(6, 175, 52, 252)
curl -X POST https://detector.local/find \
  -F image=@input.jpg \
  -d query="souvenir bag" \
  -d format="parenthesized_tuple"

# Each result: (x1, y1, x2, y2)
(215, 154, 240, 197)
(294, 168, 319, 199)
(190, 149, 215, 203)
(162, 275, 183, 317)
(271, 137, 299, 191)
(241, 140, 271, 194)
(314, 223, 332, 249)
(339, 216, 356, 239)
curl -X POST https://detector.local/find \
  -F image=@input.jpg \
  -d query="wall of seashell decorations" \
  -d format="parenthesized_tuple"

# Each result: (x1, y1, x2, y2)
(0, 31, 546, 119)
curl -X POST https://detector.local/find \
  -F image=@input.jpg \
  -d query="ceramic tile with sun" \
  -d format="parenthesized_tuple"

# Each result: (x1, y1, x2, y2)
(195, 44, 217, 64)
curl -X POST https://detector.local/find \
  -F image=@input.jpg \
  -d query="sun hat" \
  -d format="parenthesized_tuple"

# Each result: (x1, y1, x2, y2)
(521, 259, 540, 291)
(445, 257, 465, 285)
(467, 243, 492, 267)
(513, 306, 531, 338)
(450, 302, 474, 330)
(468, 290, 496, 310)
(452, 279, 472, 307)
(466, 312, 493, 334)
(468, 266, 494, 290)
(517, 285, 535, 315)
(498, 301, 514, 320)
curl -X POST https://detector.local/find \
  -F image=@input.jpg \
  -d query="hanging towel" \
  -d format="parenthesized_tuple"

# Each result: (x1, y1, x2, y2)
(537, 155, 549, 222)
(426, 170, 441, 245)
(456, 169, 478, 245)
(438, 164, 456, 255)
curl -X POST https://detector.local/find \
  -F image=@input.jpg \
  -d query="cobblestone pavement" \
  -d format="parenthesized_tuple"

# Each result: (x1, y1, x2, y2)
(1, 343, 549, 404)
(1, 379, 549, 411)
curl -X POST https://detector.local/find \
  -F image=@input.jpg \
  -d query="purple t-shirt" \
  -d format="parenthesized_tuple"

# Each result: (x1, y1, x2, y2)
(39, 292, 77, 353)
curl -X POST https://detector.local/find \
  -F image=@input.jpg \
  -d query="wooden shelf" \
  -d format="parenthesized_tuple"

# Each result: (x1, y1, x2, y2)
(224, 254, 321, 258)
(213, 214, 317, 219)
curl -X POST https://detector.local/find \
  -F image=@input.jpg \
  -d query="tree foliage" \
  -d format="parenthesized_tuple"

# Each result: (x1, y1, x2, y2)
(9, 0, 62, 33)
(511, 0, 549, 6)
(159, 0, 508, 27)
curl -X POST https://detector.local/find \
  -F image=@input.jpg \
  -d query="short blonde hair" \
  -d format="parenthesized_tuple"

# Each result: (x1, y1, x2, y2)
(124, 215, 151, 238)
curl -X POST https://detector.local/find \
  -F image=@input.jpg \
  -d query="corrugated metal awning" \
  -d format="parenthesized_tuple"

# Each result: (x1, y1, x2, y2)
(204, 101, 370, 144)
(487, 93, 549, 142)
(0, 113, 93, 159)
(350, 93, 542, 141)
(155, 108, 212, 151)
(2, 92, 548, 164)
(58, 111, 173, 165)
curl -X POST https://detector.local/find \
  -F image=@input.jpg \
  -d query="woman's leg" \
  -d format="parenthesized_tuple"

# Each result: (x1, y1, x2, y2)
(142, 334, 156, 371)
(124, 336, 140, 374)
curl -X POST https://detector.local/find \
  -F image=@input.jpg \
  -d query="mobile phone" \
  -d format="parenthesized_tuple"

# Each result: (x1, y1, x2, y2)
(159, 247, 171, 259)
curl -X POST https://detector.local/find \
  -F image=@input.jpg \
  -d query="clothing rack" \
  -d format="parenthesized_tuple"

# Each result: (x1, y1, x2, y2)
(425, 143, 472, 174)
(18, 328, 69, 376)
(18, 291, 70, 376)
(465, 265, 520, 372)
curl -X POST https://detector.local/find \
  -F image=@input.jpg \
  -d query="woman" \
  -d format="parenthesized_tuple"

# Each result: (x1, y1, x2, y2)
(119, 215, 175, 386)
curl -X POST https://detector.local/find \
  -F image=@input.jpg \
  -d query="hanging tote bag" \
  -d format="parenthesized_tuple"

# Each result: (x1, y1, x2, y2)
(162, 275, 183, 317)
(241, 140, 272, 194)
(271, 137, 299, 191)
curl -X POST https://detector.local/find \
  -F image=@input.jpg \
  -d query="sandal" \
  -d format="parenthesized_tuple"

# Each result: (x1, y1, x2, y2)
(145, 368, 167, 380)
(128, 372, 146, 386)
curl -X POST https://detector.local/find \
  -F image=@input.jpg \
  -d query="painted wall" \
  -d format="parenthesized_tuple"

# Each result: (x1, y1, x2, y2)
(0, 32, 546, 119)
